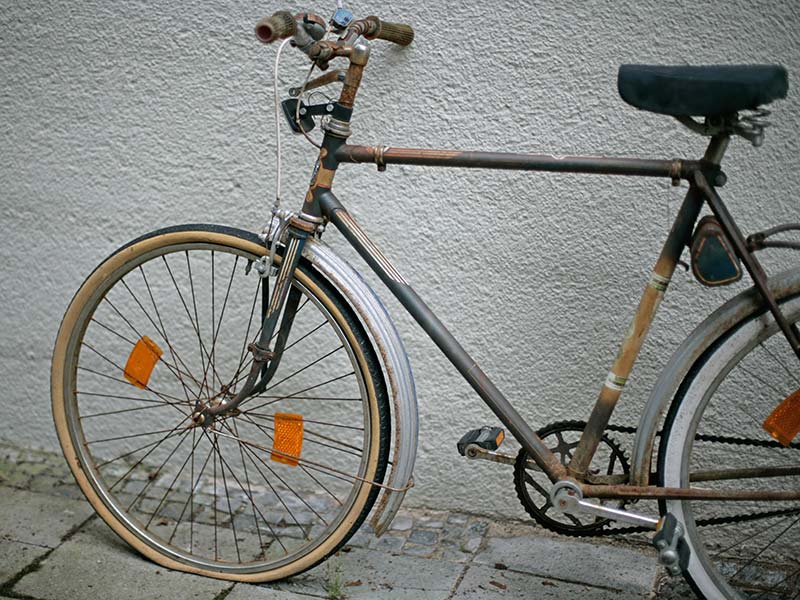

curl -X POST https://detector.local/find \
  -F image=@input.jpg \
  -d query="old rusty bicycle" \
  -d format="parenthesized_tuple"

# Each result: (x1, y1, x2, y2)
(51, 6, 799, 599)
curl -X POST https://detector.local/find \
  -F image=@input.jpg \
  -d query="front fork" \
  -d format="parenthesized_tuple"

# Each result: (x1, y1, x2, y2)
(201, 218, 314, 422)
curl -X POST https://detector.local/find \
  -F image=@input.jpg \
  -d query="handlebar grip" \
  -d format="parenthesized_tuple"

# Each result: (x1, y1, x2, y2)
(363, 16, 414, 46)
(255, 11, 296, 44)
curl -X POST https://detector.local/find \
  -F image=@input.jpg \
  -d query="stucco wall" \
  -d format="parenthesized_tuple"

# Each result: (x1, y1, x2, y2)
(2, 0, 798, 519)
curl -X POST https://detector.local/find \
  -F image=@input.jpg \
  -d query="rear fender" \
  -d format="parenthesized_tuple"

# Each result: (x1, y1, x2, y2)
(630, 266, 800, 485)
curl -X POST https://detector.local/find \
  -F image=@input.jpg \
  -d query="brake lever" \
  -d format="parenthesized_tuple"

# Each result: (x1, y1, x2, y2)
(288, 69, 346, 97)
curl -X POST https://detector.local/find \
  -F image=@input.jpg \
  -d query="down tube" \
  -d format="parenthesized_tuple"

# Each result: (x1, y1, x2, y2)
(318, 191, 566, 481)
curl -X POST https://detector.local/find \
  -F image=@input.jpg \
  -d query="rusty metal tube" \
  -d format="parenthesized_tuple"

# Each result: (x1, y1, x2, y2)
(335, 145, 702, 179)
(583, 483, 800, 501)
(689, 465, 800, 483)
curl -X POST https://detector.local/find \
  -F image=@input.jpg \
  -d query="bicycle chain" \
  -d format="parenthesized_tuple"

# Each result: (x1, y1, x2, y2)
(514, 420, 799, 537)
(604, 422, 800, 450)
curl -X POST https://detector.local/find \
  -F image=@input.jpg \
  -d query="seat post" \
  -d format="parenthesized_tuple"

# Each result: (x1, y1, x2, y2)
(703, 134, 730, 166)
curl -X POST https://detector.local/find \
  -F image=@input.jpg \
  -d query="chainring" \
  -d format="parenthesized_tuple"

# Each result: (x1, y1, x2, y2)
(514, 420, 630, 537)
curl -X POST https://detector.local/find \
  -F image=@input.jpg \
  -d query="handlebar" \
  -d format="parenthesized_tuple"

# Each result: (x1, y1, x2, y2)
(254, 10, 414, 48)
(356, 16, 414, 46)
(254, 11, 296, 44)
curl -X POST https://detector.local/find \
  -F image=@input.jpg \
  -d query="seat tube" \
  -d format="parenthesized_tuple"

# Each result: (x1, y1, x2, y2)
(567, 137, 728, 478)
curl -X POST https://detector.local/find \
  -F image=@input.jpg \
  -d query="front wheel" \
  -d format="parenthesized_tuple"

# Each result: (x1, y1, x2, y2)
(51, 224, 390, 582)
(659, 288, 800, 599)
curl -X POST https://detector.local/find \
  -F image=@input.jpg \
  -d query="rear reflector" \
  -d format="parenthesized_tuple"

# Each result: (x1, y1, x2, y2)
(763, 389, 800, 447)
(272, 413, 304, 466)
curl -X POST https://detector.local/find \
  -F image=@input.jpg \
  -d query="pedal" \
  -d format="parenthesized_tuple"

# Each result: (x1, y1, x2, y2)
(457, 426, 505, 456)
(652, 513, 691, 576)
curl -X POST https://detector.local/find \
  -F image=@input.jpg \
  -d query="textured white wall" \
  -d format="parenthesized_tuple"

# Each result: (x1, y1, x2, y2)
(1, 0, 798, 519)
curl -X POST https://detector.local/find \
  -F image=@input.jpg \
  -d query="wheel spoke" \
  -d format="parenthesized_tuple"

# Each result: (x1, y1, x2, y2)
(264, 345, 345, 392)
(138, 265, 203, 400)
(161, 255, 218, 396)
(243, 372, 356, 413)
(95, 429, 187, 469)
(118, 278, 200, 401)
(727, 513, 800, 583)
(90, 317, 199, 398)
(145, 431, 205, 528)
(231, 420, 267, 556)
(167, 430, 213, 547)
(123, 427, 192, 509)
(81, 403, 182, 419)
(759, 340, 800, 387)
(244, 412, 364, 457)
(210, 433, 242, 563)
(232, 416, 331, 526)
(77, 364, 189, 409)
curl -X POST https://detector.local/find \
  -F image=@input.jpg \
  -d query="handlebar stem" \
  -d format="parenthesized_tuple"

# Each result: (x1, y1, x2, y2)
(338, 43, 369, 109)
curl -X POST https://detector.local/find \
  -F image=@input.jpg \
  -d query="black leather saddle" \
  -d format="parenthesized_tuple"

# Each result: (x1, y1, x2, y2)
(618, 64, 788, 117)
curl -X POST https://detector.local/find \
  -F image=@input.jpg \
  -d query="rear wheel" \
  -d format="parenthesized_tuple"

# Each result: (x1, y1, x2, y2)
(51, 225, 390, 582)
(659, 291, 800, 599)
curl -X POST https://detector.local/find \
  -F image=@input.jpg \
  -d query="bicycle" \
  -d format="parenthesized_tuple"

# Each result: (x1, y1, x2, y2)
(49, 6, 800, 599)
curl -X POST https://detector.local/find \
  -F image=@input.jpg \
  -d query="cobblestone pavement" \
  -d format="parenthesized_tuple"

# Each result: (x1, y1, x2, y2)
(0, 443, 693, 599)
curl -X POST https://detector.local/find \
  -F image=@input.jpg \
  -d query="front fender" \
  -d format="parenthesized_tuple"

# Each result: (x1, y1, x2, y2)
(630, 266, 800, 485)
(264, 225, 418, 536)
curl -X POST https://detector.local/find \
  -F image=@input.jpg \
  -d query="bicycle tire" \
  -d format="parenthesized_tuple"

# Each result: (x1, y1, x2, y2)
(51, 224, 390, 582)
(659, 286, 800, 599)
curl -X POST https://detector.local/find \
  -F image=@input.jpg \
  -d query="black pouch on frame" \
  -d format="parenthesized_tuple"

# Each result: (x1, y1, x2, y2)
(690, 215, 743, 287)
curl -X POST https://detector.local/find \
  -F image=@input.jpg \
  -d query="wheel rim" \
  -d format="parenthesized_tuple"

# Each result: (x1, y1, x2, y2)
(56, 236, 380, 575)
(663, 297, 800, 599)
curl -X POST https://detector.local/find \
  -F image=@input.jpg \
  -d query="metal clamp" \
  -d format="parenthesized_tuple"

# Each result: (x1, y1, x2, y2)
(375, 146, 390, 172)
(669, 159, 682, 186)
(247, 342, 274, 363)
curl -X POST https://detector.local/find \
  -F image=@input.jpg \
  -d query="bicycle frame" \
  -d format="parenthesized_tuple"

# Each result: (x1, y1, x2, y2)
(218, 42, 800, 504)
(258, 132, 792, 503)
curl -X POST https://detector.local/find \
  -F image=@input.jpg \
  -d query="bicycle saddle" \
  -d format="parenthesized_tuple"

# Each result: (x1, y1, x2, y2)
(618, 64, 788, 117)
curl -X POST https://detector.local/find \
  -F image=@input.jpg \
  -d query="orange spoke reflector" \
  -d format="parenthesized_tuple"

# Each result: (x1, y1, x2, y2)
(763, 388, 800, 447)
(272, 413, 304, 467)
(123, 336, 163, 389)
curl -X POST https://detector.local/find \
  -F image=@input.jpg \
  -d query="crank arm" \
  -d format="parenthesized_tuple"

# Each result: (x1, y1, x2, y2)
(551, 482, 689, 575)
(463, 444, 523, 467)
(551, 480, 659, 529)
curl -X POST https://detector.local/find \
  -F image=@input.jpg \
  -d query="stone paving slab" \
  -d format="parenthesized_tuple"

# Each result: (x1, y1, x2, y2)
(226, 583, 323, 599)
(0, 539, 50, 586)
(0, 486, 94, 547)
(0, 443, 676, 600)
(269, 547, 464, 599)
(13, 520, 228, 600)
(451, 563, 647, 600)
(472, 534, 658, 594)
